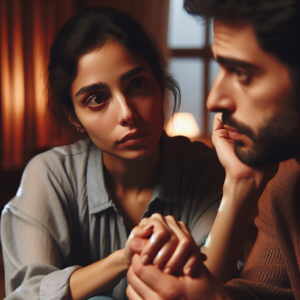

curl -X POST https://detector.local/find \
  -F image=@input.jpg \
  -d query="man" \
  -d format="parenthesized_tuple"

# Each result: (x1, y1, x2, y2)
(126, 0, 300, 299)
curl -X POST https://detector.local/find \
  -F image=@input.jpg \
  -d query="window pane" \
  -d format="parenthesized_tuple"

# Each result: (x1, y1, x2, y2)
(208, 59, 220, 135)
(168, 0, 206, 49)
(169, 58, 204, 133)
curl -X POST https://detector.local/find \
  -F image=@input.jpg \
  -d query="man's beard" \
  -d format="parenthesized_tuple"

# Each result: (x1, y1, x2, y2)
(222, 111, 300, 167)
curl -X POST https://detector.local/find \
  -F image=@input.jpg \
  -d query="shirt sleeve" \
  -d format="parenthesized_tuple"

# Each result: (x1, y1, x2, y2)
(1, 153, 82, 300)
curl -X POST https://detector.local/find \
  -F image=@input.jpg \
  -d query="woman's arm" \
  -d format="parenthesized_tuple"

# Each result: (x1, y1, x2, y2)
(69, 225, 154, 300)
(201, 114, 278, 283)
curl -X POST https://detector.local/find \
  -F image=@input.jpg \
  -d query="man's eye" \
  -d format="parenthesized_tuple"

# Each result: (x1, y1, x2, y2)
(233, 68, 251, 84)
(86, 95, 108, 107)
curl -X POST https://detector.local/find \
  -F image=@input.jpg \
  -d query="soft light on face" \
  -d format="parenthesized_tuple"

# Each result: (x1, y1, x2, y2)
(208, 19, 300, 166)
(70, 41, 164, 161)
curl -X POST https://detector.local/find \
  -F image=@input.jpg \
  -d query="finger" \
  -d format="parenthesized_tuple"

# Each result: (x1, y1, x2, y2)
(212, 114, 231, 140)
(139, 216, 174, 265)
(212, 113, 224, 132)
(130, 225, 154, 239)
(182, 246, 200, 276)
(158, 216, 195, 274)
(129, 237, 148, 255)
(151, 233, 179, 270)
(130, 254, 177, 296)
(176, 221, 201, 275)
(126, 284, 144, 300)
(127, 261, 162, 300)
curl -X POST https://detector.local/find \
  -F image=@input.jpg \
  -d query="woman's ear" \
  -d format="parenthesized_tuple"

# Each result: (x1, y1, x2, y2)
(63, 107, 86, 133)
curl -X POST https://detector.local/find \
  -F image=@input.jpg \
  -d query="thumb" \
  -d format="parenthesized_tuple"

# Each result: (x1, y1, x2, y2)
(130, 237, 148, 254)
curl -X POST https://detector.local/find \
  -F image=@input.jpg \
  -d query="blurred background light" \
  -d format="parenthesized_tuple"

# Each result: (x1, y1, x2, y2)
(165, 112, 201, 139)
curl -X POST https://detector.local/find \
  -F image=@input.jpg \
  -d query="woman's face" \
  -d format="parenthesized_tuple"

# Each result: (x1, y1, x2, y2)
(70, 41, 164, 161)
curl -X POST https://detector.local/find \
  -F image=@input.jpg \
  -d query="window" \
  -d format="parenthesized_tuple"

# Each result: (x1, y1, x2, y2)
(167, 0, 219, 138)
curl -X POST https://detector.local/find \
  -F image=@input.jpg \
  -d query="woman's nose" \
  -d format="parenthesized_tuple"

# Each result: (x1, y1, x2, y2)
(117, 95, 138, 126)
(207, 71, 236, 113)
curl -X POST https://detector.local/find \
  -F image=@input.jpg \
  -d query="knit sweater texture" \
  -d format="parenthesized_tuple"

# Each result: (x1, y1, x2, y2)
(224, 157, 300, 300)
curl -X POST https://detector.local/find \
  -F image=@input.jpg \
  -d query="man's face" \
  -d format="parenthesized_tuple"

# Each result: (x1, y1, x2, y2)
(208, 19, 300, 166)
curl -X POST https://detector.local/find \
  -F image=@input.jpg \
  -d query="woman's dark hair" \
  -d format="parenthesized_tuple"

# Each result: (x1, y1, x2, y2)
(184, 0, 300, 92)
(47, 7, 180, 136)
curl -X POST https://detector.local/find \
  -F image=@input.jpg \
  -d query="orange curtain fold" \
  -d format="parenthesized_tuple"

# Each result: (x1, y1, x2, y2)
(0, 0, 170, 170)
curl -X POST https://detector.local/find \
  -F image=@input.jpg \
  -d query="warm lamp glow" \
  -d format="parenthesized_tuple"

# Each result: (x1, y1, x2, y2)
(165, 113, 201, 139)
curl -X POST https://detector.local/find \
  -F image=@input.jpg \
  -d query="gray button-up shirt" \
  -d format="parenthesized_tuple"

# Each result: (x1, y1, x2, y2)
(1, 133, 224, 300)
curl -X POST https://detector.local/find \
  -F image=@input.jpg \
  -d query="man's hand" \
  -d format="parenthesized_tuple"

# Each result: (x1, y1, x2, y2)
(126, 254, 232, 300)
(212, 113, 278, 183)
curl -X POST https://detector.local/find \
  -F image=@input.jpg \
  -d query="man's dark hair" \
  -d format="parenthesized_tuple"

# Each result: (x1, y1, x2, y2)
(47, 7, 180, 137)
(184, 0, 300, 89)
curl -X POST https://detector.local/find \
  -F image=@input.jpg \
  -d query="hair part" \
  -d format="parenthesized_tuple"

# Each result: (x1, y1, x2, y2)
(47, 7, 180, 139)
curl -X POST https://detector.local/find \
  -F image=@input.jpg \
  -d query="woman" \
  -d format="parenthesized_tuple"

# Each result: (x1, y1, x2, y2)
(1, 7, 224, 300)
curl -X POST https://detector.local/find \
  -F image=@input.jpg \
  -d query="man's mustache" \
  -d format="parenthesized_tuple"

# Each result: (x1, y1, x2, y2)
(222, 112, 257, 142)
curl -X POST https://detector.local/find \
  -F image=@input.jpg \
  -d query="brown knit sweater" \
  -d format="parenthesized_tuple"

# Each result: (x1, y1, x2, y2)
(224, 158, 300, 300)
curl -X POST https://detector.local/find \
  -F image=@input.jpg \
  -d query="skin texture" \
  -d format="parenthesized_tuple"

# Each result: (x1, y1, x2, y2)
(126, 19, 295, 300)
(70, 40, 164, 162)
(208, 20, 300, 166)
(67, 41, 200, 300)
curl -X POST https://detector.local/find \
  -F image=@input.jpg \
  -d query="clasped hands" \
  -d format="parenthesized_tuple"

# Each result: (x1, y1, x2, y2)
(124, 214, 230, 300)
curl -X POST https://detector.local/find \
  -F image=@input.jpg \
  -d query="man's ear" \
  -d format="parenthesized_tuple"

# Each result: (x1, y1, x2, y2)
(63, 107, 86, 133)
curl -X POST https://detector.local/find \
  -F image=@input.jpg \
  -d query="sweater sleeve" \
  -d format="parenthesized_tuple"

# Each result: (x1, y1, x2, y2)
(1, 153, 82, 300)
(223, 174, 295, 300)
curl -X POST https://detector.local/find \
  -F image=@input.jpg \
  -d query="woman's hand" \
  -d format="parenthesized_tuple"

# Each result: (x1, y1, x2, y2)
(129, 214, 203, 276)
(123, 225, 154, 269)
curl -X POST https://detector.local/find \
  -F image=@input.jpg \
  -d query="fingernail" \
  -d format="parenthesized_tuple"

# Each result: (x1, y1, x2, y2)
(185, 267, 191, 276)
(141, 254, 149, 265)
(164, 267, 171, 274)
(143, 225, 154, 231)
(129, 232, 134, 240)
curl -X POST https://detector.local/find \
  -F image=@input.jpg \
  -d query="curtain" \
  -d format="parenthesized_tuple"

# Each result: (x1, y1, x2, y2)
(0, 0, 170, 170)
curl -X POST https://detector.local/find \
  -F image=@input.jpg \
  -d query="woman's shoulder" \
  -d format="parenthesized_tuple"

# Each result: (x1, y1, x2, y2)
(4, 139, 93, 219)
(29, 138, 92, 171)
(17, 138, 92, 200)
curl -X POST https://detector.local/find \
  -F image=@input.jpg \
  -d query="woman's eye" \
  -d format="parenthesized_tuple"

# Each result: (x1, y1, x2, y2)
(131, 79, 146, 91)
(86, 95, 108, 107)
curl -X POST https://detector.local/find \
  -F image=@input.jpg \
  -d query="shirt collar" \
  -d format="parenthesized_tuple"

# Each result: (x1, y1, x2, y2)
(86, 132, 181, 214)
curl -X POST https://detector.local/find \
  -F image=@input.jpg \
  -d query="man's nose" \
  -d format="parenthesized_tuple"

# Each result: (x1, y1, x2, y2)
(207, 71, 235, 113)
(117, 94, 138, 126)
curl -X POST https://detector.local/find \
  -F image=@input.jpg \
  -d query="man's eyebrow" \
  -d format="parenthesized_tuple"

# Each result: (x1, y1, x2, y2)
(120, 66, 148, 82)
(216, 56, 260, 72)
(75, 82, 107, 98)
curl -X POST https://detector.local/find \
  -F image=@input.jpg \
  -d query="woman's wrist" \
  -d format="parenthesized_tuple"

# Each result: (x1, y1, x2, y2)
(113, 249, 130, 275)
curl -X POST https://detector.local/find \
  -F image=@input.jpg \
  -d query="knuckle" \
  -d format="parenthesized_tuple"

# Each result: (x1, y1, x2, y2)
(165, 215, 176, 223)
(158, 228, 170, 240)
(139, 217, 149, 225)
(169, 234, 179, 245)
(151, 213, 164, 220)
(179, 237, 191, 250)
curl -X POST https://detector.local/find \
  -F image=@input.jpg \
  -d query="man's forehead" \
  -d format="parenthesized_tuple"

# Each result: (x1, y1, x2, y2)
(212, 19, 265, 64)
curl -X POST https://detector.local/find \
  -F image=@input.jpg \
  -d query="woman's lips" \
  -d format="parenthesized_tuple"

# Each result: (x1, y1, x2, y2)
(118, 130, 150, 146)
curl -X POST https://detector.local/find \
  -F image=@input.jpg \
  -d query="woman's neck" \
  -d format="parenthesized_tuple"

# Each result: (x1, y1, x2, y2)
(102, 145, 161, 233)
(102, 145, 161, 191)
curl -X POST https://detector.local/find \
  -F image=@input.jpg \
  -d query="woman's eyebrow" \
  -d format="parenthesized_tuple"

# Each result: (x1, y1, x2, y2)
(75, 82, 107, 98)
(120, 66, 148, 82)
